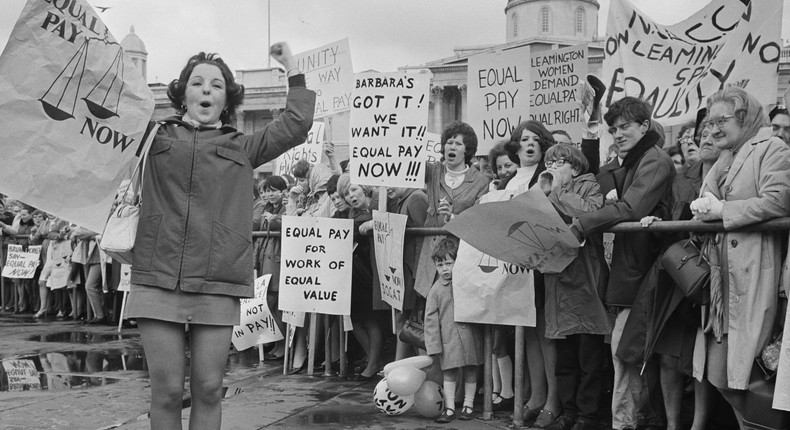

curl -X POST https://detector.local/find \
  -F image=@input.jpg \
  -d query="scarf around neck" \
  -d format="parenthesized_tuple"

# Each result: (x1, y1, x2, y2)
(621, 128, 661, 170)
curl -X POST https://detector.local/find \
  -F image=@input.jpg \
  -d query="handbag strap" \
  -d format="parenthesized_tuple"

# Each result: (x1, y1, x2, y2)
(121, 122, 162, 203)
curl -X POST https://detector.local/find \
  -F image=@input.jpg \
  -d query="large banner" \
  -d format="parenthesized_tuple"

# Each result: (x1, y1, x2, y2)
(452, 190, 536, 327)
(530, 44, 587, 142)
(467, 45, 531, 156)
(232, 275, 283, 351)
(2, 245, 41, 279)
(372, 210, 407, 311)
(274, 122, 325, 177)
(295, 38, 354, 118)
(278, 216, 353, 315)
(0, 0, 155, 233)
(349, 72, 430, 188)
(603, 0, 782, 125)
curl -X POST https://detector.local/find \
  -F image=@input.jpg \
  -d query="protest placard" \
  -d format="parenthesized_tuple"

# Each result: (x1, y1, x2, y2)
(372, 211, 407, 311)
(274, 122, 325, 177)
(603, 0, 782, 125)
(281, 310, 305, 328)
(117, 264, 131, 292)
(424, 132, 442, 163)
(452, 190, 536, 326)
(278, 216, 353, 315)
(349, 72, 430, 188)
(2, 245, 41, 279)
(232, 274, 283, 351)
(1, 359, 41, 391)
(0, 0, 154, 233)
(530, 44, 587, 142)
(466, 45, 531, 156)
(295, 38, 354, 118)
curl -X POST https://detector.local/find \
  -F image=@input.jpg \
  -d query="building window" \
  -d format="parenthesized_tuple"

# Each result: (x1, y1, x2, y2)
(576, 7, 585, 35)
(512, 12, 518, 38)
(540, 6, 551, 34)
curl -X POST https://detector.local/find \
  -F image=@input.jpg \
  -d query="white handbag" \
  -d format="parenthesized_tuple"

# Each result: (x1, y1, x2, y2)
(99, 123, 161, 265)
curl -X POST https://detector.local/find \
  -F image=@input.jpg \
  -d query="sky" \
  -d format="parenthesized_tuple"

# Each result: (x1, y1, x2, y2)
(1, 0, 789, 84)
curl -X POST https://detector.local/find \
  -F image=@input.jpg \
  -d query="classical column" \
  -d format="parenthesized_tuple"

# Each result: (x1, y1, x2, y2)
(235, 110, 245, 132)
(431, 85, 444, 132)
(458, 84, 468, 122)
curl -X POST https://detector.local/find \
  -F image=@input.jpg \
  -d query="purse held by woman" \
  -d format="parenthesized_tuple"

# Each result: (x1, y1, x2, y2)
(399, 298, 425, 350)
(660, 236, 710, 306)
(100, 123, 161, 265)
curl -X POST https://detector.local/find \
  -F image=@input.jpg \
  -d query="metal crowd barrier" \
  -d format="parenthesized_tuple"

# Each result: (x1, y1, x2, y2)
(253, 217, 790, 424)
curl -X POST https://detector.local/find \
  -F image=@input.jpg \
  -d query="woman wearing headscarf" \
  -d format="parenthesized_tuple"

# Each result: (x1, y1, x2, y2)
(690, 86, 790, 426)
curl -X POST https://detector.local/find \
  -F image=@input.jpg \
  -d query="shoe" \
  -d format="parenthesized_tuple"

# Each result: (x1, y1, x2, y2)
(435, 408, 456, 423)
(587, 74, 606, 108)
(88, 316, 109, 325)
(545, 414, 576, 430)
(532, 409, 560, 428)
(519, 403, 545, 425)
(492, 394, 514, 412)
(56, 311, 64, 318)
(569, 419, 598, 430)
(263, 352, 284, 361)
(121, 320, 137, 329)
(458, 406, 474, 421)
(352, 373, 379, 382)
(287, 362, 307, 375)
(33, 310, 48, 318)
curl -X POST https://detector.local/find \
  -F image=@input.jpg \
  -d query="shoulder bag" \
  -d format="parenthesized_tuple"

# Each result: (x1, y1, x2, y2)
(660, 235, 711, 306)
(99, 123, 161, 265)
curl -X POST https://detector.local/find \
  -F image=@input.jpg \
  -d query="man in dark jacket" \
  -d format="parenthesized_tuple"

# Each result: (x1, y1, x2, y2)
(570, 97, 674, 430)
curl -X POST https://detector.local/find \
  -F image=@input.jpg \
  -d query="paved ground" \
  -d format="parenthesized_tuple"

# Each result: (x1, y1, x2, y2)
(0, 311, 514, 429)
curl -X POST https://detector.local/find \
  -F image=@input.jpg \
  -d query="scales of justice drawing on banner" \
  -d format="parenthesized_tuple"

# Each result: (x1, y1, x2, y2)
(39, 30, 126, 122)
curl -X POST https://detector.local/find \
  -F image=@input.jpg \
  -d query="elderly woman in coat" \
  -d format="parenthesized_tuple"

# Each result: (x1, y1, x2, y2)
(690, 86, 790, 426)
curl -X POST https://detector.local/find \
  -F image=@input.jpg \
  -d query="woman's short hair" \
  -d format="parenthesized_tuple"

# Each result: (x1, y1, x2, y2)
(31, 210, 47, 218)
(431, 237, 458, 262)
(262, 175, 287, 192)
(506, 120, 555, 162)
(326, 174, 340, 195)
(167, 52, 245, 124)
(291, 159, 311, 179)
(544, 143, 589, 174)
(706, 86, 761, 126)
(336, 173, 373, 201)
(488, 140, 519, 173)
(441, 121, 478, 166)
(604, 97, 652, 127)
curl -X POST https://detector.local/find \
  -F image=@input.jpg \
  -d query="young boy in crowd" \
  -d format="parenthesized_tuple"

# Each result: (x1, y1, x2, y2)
(425, 238, 483, 423)
(539, 143, 611, 430)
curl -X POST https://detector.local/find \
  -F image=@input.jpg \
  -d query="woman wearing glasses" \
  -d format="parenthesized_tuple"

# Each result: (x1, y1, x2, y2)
(690, 86, 790, 427)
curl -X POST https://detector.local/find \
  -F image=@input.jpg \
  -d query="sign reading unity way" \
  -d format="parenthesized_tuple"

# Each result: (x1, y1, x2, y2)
(467, 45, 531, 156)
(603, 0, 783, 125)
(295, 38, 354, 118)
(0, 0, 155, 233)
(2, 245, 41, 279)
(452, 190, 536, 327)
(278, 216, 353, 315)
(274, 121, 326, 177)
(372, 211, 408, 311)
(530, 44, 588, 142)
(232, 274, 283, 351)
(349, 72, 430, 188)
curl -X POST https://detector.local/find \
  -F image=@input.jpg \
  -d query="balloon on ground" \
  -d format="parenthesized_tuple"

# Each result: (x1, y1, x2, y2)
(383, 355, 434, 375)
(373, 379, 414, 416)
(386, 366, 426, 396)
(413, 380, 445, 418)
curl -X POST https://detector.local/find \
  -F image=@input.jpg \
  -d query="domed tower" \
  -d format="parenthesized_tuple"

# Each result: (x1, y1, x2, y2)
(505, 0, 599, 42)
(120, 26, 148, 81)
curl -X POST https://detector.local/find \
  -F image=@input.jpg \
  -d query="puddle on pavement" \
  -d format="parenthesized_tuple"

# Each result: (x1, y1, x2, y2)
(26, 331, 139, 343)
(2, 339, 273, 393)
(293, 407, 384, 426)
(1, 349, 146, 392)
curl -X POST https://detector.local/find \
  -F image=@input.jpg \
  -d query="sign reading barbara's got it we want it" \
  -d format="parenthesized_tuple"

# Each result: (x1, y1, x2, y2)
(0, 0, 154, 233)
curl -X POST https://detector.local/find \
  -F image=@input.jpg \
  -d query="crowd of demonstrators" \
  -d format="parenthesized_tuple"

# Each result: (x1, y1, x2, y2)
(0, 199, 126, 325)
(241, 78, 790, 429)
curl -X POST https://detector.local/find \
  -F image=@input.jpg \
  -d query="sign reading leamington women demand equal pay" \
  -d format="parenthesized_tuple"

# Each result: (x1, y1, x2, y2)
(349, 72, 430, 189)
(278, 216, 354, 315)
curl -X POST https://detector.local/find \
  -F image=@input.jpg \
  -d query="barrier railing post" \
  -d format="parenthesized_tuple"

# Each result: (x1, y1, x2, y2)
(307, 312, 317, 375)
(513, 325, 525, 427)
(483, 324, 494, 420)
(283, 323, 292, 375)
(0, 236, 5, 311)
(339, 316, 348, 378)
(324, 313, 332, 376)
